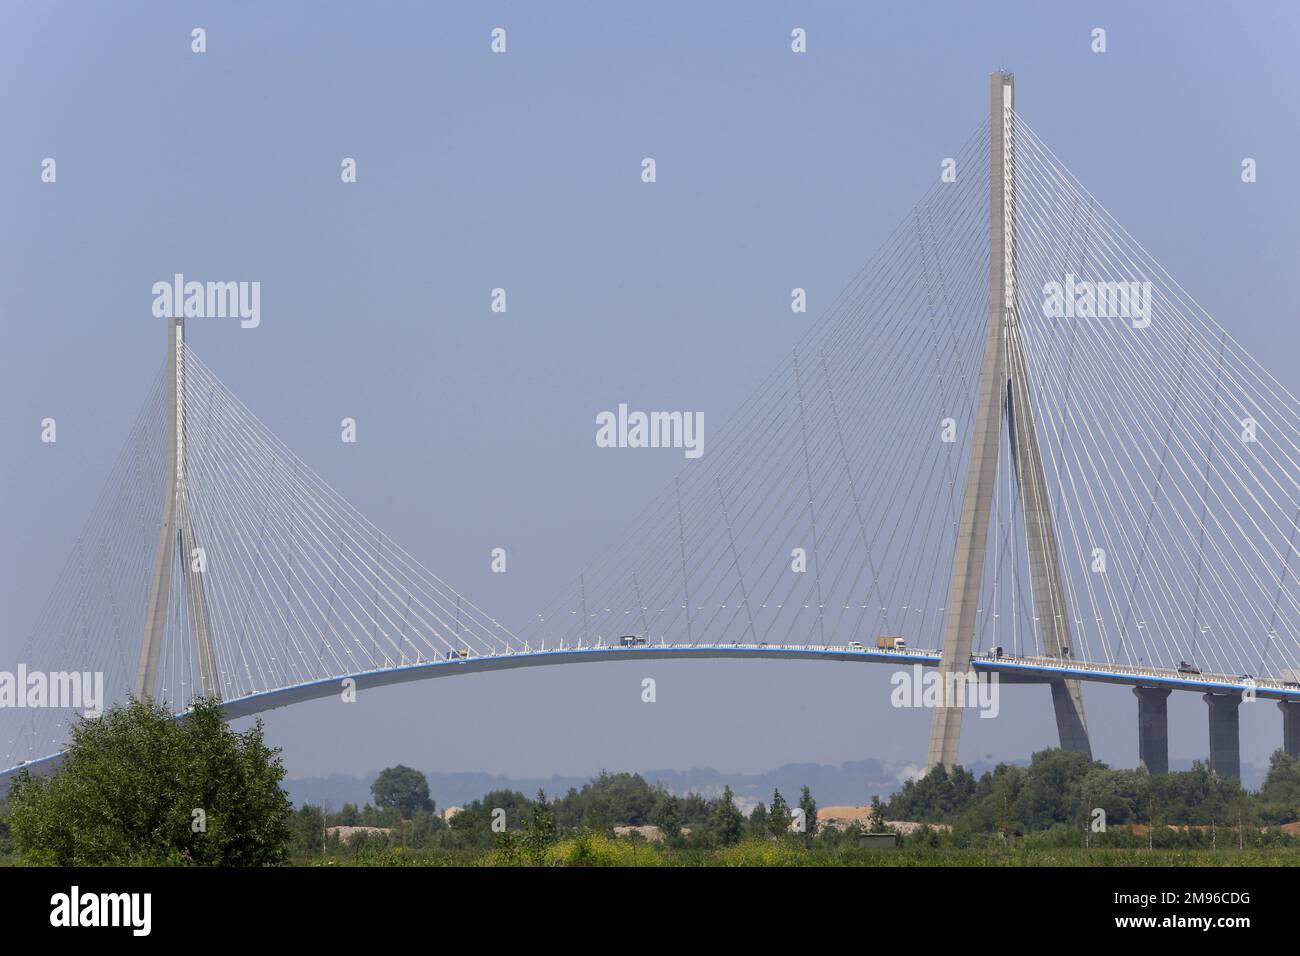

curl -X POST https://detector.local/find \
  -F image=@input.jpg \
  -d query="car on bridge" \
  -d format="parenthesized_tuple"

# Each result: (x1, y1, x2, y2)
(1178, 661, 1201, 675)
(619, 635, 647, 647)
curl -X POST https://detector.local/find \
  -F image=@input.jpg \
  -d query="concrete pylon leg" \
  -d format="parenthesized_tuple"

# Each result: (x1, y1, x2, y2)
(1204, 693, 1241, 779)
(1133, 686, 1171, 774)
(1006, 340, 1090, 757)
(1280, 700, 1300, 757)
(178, 493, 219, 699)
(1050, 679, 1091, 755)
(136, 318, 183, 701)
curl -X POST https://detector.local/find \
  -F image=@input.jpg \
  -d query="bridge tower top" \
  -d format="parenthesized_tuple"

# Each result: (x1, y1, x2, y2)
(135, 316, 219, 703)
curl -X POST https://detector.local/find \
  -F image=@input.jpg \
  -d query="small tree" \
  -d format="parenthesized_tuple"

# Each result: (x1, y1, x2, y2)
(799, 785, 819, 842)
(869, 795, 891, 833)
(651, 793, 682, 844)
(522, 789, 557, 864)
(768, 789, 793, 837)
(371, 765, 434, 819)
(711, 786, 745, 846)
(289, 804, 327, 855)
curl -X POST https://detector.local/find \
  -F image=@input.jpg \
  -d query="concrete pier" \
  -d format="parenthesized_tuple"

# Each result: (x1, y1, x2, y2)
(1203, 693, 1241, 779)
(1280, 700, 1300, 757)
(1134, 686, 1171, 774)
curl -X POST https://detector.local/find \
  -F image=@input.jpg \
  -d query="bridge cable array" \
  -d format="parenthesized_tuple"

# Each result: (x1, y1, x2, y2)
(5, 112, 1300, 770)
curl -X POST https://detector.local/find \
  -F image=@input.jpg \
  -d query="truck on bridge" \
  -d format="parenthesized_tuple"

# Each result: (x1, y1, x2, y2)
(876, 636, 907, 650)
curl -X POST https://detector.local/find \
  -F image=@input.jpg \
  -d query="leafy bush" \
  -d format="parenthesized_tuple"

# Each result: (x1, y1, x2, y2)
(6, 697, 291, 866)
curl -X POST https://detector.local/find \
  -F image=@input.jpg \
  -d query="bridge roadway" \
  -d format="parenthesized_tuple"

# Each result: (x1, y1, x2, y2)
(5, 643, 1298, 779)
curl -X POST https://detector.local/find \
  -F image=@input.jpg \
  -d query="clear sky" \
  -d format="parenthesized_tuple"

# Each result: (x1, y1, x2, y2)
(3, 0, 1299, 781)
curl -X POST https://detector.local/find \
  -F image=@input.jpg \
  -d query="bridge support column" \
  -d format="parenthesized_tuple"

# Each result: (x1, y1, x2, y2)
(1133, 686, 1171, 774)
(1280, 700, 1300, 757)
(1204, 692, 1241, 779)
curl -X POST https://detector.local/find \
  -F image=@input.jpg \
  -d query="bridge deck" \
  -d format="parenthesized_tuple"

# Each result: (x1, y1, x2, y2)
(6, 645, 1294, 780)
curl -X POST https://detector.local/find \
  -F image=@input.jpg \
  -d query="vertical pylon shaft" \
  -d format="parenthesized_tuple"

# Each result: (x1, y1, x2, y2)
(926, 72, 1016, 771)
(927, 72, 1091, 771)
(135, 316, 220, 703)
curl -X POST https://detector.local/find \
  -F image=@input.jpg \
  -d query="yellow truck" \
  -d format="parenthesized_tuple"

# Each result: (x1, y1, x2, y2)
(875, 635, 907, 650)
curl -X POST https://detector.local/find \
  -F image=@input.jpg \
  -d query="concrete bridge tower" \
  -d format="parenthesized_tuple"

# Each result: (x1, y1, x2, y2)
(926, 72, 1090, 770)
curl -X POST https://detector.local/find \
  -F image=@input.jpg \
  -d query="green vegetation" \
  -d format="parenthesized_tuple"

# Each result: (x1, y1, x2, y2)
(4, 711, 1299, 867)
(884, 748, 1300, 833)
(4, 697, 291, 865)
(288, 752, 1300, 866)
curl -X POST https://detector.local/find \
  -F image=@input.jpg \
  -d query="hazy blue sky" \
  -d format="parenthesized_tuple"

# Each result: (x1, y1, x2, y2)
(3, 1, 1299, 782)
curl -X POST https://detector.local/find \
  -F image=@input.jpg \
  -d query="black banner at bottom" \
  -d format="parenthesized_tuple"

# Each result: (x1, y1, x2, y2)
(0, 864, 1284, 941)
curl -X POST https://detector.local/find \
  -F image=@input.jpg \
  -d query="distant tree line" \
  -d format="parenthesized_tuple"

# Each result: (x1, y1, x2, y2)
(885, 748, 1300, 834)
(302, 751, 1300, 858)
(298, 770, 825, 855)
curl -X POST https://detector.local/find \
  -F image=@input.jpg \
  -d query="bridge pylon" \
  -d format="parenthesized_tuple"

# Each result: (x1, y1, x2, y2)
(926, 71, 1091, 771)
(134, 316, 220, 703)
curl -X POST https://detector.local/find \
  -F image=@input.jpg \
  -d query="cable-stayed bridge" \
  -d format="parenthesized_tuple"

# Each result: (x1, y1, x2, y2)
(5, 73, 1300, 782)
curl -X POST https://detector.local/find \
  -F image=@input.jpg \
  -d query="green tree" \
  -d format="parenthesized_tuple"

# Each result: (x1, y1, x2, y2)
(551, 771, 662, 829)
(289, 804, 327, 855)
(868, 795, 891, 832)
(748, 802, 769, 835)
(1257, 750, 1300, 823)
(402, 808, 444, 848)
(798, 785, 818, 841)
(448, 789, 532, 841)
(885, 763, 977, 821)
(768, 789, 792, 837)
(522, 789, 557, 864)
(7, 697, 291, 866)
(678, 792, 712, 828)
(358, 803, 402, 827)
(650, 792, 682, 842)
(710, 786, 745, 846)
(371, 765, 434, 819)
(1011, 749, 1094, 828)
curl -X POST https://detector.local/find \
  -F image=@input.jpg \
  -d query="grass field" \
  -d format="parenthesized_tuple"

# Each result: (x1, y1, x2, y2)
(302, 837, 1300, 867)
